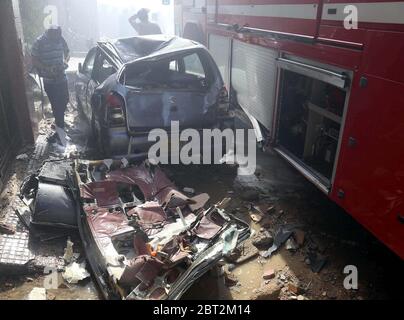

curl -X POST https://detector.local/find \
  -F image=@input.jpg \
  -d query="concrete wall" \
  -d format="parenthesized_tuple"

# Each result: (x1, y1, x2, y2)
(0, 0, 35, 186)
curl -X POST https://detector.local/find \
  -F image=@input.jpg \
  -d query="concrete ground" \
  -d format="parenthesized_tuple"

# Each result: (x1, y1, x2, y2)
(0, 93, 403, 300)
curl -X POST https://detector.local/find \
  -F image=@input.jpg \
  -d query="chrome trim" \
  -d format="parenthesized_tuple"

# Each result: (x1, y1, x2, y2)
(208, 23, 315, 43)
(243, 26, 314, 41)
(277, 58, 348, 89)
(330, 72, 353, 187)
(274, 147, 330, 194)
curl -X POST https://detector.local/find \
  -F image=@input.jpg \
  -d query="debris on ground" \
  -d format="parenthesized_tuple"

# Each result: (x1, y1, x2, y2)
(252, 230, 274, 250)
(285, 238, 299, 251)
(249, 211, 263, 223)
(0, 101, 400, 300)
(262, 226, 294, 258)
(62, 262, 90, 284)
(262, 268, 276, 280)
(63, 237, 75, 264)
(226, 238, 259, 265)
(0, 221, 15, 235)
(287, 282, 305, 295)
(306, 251, 327, 273)
(251, 281, 282, 300)
(28, 287, 47, 300)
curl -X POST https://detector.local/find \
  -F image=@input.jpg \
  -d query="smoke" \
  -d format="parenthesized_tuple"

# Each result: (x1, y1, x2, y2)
(97, 0, 174, 39)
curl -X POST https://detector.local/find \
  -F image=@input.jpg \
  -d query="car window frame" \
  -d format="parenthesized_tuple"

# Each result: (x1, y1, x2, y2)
(92, 50, 117, 84)
(82, 47, 97, 77)
(183, 52, 206, 78)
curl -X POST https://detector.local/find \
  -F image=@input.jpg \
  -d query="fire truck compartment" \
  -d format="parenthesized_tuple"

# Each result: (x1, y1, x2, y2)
(275, 57, 350, 192)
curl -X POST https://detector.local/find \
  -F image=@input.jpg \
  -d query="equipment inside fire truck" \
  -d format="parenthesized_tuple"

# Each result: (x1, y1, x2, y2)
(275, 56, 350, 190)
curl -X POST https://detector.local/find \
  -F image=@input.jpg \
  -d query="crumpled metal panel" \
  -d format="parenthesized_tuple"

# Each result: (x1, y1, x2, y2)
(105, 164, 174, 201)
(80, 181, 121, 208)
(128, 202, 167, 230)
(194, 215, 223, 240)
(86, 208, 133, 239)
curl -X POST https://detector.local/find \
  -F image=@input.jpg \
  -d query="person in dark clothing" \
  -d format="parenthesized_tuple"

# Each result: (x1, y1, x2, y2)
(31, 25, 70, 146)
(129, 8, 162, 36)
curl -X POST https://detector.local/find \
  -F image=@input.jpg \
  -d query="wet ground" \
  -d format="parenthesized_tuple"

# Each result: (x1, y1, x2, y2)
(0, 90, 403, 300)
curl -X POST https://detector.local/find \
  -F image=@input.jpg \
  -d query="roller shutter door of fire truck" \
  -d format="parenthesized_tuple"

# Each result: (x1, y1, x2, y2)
(231, 40, 278, 131)
(208, 34, 231, 90)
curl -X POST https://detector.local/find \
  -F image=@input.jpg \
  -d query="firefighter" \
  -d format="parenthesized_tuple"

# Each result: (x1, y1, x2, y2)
(129, 8, 162, 36)
(31, 25, 70, 146)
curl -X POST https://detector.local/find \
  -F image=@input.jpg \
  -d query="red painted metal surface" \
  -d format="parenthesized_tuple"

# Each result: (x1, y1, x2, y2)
(176, 0, 404, 259)
(331, 30, 404, 259)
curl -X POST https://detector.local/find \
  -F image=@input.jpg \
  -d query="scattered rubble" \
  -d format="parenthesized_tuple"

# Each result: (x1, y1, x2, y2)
(227, 238, 259, 265)
(0, 105, 399, 300)
(0, 221, 15, 235)
(285, 238, 299, 251)
(306, 251, 327, 273)
(252, 230, 274, 250)
(287, 282, 305, 295)
(63, 238, 75, 264)
(251, 282, 282, 300)
(249, 212, 263, 223)
(262, 268, 276, 280)
(262, 226, 294, 258)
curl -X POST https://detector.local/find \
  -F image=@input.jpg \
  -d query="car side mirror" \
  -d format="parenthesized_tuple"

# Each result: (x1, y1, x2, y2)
(78, 63, 83, 73)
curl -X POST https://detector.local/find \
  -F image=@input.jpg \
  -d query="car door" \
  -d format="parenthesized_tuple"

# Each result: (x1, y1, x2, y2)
(76, 47, 97, 121)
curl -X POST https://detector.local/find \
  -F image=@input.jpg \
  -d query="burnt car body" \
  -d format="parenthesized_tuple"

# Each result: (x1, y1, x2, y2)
(75, 35, 232, 158)
(20, 159, 250, 300)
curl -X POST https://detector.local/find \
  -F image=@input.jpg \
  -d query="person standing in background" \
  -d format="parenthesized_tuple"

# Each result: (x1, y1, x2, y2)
(129, 8, 162, 36)
(31, 25, 70, 146)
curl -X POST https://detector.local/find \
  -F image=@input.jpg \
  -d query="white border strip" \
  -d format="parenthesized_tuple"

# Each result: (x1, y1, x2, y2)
(208, 4, 318, 20)
(322, 2, 404, 24)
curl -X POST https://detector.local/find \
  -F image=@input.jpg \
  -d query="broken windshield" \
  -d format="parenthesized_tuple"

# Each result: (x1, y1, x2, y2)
(124, 51, 209, 90)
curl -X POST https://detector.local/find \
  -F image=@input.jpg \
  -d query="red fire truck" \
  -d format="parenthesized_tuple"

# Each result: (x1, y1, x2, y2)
(174, 0, 404, 259)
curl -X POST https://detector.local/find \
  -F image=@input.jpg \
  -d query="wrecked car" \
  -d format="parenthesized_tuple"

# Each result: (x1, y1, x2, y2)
(20, 159, 250, 300)
(75, 35, 233, 158)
